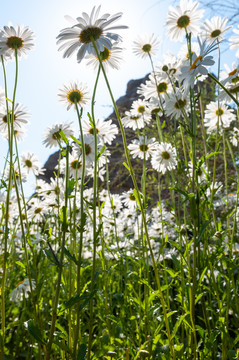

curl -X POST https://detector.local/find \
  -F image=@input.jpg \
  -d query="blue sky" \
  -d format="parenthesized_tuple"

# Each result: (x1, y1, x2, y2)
(0, 0, 237, 195)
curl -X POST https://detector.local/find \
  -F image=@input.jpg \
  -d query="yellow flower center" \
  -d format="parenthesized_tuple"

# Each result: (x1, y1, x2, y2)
(79, 26, 103, 44)
(67, 90, 83, 104)
(6, 36, 24, 49)
(177, 15, 190, 29)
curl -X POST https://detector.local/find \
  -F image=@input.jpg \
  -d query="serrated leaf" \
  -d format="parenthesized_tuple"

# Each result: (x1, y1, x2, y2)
(77, 343, 87, 360)
(27, 320, 46, 345)
(64, 247, 78, 265)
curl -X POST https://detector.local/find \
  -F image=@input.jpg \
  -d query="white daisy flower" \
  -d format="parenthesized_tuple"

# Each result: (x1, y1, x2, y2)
(10, 279, 36, 302)
(58, 151, 83, 179)
(58, 81, 90, 110)
(0, 24, 34, 58)
(229, 127, 239, 147)
(28, 197, 49, 221)
(122, 110, 151, 130)
(219, 62, 239, 103)
(177, 41, 199, 61)
(201, 16, 231, 44)
(156, 52, 182, 81)
(164, 89, 190, 118)
(86, 42, 123, 71)
(165, 0, 204, 42)
(42, 122, 74, 148)
(0, 103, 30, 133)
(229, 25, 239, 58)
(82, 118, 118, 145)
(132, 33, 160, 59)
(121, 189, 138, 211)
(21, 152, 45, 176)
(137, 73, 172, 101)
(2, 126, 27, 142)
(73, 133, 96, 165)
(204, 101, 236, 132)
(130, 99, 151, 116)
(128, 136, 158, 160)
(151, 142, 177, 174)
(179, 38, 217, 92)
(57, 6, 128, 63)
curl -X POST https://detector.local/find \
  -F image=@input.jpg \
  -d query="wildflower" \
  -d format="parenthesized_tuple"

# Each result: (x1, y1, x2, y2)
(165, 0, 204, 42)
(42, 122, 74, 148)
(73, 134, 96, 165)
(58, 81, 90, 110)
(151, 142, 177, 174)
(132, 34, 160, 59)
(219, 62, 239, 103)
(0, 103, 30, 133)
(102, 193, 123, 216)
(2, 127, 27, 142)
(229, 25, 239, 58)
(0, 25, 34, 58)
(57, 6, 128, 63)
(122, 110, 151, 130)
(21, 152, 45, 176)
(128, 136, 158, 160)
(164, 89, 190, 118)
(201, 16, 231, 44)
(121, 189, 138, 211)
(157, 52, 182, 81)
(179, 38, 217, 92)
(177, 41, 199, 60)
(58, 151, 83, 179)
(137, 73, 172, 101)
(229, 127, 239, 147)
(10, 279, 36, 302)
(130, 99, 151, 116)
(204, 101, 236, 132)
(82, 118, 118, 145)
(28, 197, 49, 221)
(86, 42, 123, 71)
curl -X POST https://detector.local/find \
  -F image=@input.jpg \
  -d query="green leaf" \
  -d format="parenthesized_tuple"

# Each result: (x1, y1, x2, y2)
(64, 247, 78, 265)
(123, 162, 130, 172)
(97, 145, 106, 159)
(58, 290, 97, 315)
(53, 338, 71, 354)
(59, 129, 69, 145)
(197, 221, 210, 245)
(15, 261, 26, 269)
(27, 320, 46, 345)
(77, 343, 87, 360)
(44, 249, 59, 266)
(172, 313, 189, 339)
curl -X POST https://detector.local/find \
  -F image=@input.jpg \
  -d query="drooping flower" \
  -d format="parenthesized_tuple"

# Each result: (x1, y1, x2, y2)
(42, 122, 74, 148)
(10, 279, 36, 302)
(0, 25, 34, 58)
(151, 142, 177, 174)
(86, 42, 123, 71)
(128, 136, 158, 160)
(179, 38, 217, 92)
(58, 82, 90, 110)
(165, 0, 204, 42)
(204, 101, 236, 132)
(132, 34, 160, 59)
(229, 25, 239, 58)
(201, 16, 231, 44)
(57, 6, 128, 63)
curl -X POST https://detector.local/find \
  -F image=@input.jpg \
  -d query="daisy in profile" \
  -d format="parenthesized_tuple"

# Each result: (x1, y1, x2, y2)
(165, 0, 204, 42)
(58, 81, 90, 110)
(128, 136, 158, 160)
(57, 5, 128, 63)
(86, 42, 123, 71)
(42, 122, 74, 148)
(0, 103, 30, 133)
(10, 279, 36, 302)
(0, 25, 34, 59)
(132, 34, 160, 59)
(21, 152, 45, 176)
(2, 127, 27, 142)
(201, 16, 231, 44)
(229, 25, 239, 57)
(82, 118, 118, 145)
(204, 101, 236, 132)
(151, 142, 177, 174)
(179, 38, 217, 92)
(121, 110, 151, 130)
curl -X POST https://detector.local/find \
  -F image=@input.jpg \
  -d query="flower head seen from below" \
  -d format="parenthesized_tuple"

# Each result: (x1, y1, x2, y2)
(151, 142, 177, 174)
(86, 42, 123, 71)
(0, 103, 30, 134)
(0, 25, 34, 59)
(229, 25, 239, 58)
(82, 118, 118, 145)
(201, 16, 231, 44)
(165, 0, 204, 42)
(57, 6, 128, 63)
(133, 34, 160, 59)
(58, 82, 90, 110)
(21, 152, 45, 176)
(42, 122, 74, 148)
(204, 101, 236, 133)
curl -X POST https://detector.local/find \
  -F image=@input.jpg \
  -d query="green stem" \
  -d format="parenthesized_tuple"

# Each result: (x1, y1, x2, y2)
(90, 38, 175, 360)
